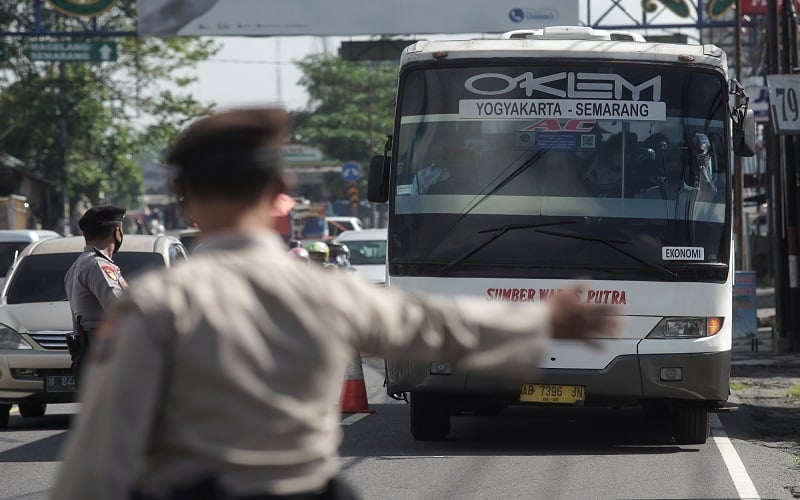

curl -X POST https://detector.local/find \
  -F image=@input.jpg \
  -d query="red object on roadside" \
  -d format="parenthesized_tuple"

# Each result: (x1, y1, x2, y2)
(339, 352, 375, 414)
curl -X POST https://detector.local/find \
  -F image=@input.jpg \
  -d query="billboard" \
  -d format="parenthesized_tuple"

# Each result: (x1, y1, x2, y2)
(137, 0, 579, 36)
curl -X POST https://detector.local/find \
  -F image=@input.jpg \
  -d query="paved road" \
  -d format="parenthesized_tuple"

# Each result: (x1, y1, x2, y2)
(0, 358, 795, 499)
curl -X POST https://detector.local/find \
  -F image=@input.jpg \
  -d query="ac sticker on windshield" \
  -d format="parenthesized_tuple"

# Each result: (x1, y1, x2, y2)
(514, 131, 598, 152)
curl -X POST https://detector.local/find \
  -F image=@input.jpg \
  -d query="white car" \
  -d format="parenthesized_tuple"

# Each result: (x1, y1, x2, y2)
(0, 235, 189, 427)
(334, 228, 387, 285)
(0, 230, 61, 290)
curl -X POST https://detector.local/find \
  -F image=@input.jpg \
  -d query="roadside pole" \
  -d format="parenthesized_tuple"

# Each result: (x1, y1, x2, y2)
(341, 161, 362, 219)
(58, 61, 69, 235)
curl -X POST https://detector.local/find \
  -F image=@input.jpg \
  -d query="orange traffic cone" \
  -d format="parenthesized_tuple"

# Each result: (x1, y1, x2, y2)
(339, 352, 375, 413)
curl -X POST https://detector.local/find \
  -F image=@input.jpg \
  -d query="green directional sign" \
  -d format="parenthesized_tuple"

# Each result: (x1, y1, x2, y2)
(27, 41, 117, 63)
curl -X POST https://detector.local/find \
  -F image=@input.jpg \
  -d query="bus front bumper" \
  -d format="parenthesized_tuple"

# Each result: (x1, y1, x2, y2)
(386, 351, 731, 408)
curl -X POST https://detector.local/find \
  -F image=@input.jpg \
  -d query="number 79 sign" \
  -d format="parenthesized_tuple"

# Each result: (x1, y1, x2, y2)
(767, 74, 800, 135)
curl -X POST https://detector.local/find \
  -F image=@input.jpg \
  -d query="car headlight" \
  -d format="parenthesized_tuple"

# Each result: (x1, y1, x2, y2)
(646, 317, 724, 339)
(0, 323, 32, 349)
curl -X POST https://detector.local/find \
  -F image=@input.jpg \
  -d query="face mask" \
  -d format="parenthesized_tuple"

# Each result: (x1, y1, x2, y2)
(113, 227, 123, 254)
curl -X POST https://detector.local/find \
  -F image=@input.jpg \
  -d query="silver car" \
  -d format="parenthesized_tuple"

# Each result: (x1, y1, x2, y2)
(0, 235, 189, 427)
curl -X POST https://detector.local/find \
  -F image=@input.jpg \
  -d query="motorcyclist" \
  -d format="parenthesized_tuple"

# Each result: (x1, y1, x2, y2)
(288, 247, 311, 263)
(306, 241, 332, 268)
(328, 242, 351, 268)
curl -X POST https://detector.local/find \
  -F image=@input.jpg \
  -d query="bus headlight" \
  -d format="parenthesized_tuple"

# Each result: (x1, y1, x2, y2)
(646, 317, 724, 339)
(0, 324, 32, 349)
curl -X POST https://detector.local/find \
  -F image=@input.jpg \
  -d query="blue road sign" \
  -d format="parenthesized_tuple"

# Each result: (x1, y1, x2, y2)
(341, 161, 361, 182)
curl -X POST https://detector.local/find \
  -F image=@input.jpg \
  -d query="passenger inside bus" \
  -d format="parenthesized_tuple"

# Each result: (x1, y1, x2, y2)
(412, 132, 476, 194)
(584, 130, 654, 198)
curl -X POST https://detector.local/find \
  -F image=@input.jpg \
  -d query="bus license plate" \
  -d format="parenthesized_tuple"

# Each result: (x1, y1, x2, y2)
(46, 375, 76, 393)
(519, 384, 585, 404)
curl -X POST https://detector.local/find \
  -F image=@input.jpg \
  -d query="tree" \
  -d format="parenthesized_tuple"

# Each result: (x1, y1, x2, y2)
(0, 0, 218, 231)
(291, 54, 397, 200)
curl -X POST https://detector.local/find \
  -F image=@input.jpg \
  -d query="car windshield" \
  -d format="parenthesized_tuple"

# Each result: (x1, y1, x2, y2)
(0, 242, 34, 278)
(346, 240, 387, 266)
(5, 252, 165, 304)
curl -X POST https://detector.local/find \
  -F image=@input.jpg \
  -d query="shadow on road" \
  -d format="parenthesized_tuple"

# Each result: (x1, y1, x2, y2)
(341, 404, 699, 458)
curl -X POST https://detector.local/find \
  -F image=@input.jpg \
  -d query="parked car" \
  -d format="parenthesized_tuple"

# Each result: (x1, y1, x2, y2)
(333, 228, 387, 285)
(0, 235, 189, 427)
(0, 230, 61, 290)
(166, 228, 203, 254)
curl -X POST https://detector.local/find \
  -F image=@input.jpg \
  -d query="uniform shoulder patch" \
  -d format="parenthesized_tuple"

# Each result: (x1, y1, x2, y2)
(99, 263, 119, 282)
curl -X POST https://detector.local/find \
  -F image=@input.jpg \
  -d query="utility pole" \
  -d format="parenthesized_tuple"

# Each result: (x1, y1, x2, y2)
(58, 61, 70, 236)
(780, 0, 800, 352)
(734, 0, 745, 271)
(786, 0, 800, 352)
(766, 0, 792, 351)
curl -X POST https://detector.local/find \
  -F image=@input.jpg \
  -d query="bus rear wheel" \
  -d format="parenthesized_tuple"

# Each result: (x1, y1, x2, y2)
(672, 408, 710, 444)
(410, 392, 450, 441)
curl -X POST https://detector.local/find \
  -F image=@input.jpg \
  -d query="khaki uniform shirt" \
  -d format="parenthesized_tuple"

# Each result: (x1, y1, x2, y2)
(64, 246, 127, 330)
(52, 232, 551, 500)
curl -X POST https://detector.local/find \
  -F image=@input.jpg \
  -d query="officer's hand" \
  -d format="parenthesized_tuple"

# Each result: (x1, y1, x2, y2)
(547, 286, 621, 348)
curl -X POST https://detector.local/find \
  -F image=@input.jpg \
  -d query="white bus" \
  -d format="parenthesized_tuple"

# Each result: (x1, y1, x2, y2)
(367, 26, 756, 445)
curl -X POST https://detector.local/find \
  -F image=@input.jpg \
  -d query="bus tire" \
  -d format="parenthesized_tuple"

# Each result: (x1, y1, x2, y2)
(18, 402, 46, 418)
(672, 408, 710, 444)
(410, 392, 450, 441)
(642, 400, 669, 419)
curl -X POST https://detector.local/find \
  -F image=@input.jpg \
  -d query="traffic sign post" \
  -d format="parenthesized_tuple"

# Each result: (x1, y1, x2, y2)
(26, 41, 118, 62)
(347, 182, 360, 210)
(0, 42, 5, 62)
(767, 74, 800, 135)
(341, 161, 362, 182)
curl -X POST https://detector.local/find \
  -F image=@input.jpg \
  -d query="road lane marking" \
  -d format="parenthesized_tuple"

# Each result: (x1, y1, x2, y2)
(711, 413, 760, 500)
(341, 413, 371, 426)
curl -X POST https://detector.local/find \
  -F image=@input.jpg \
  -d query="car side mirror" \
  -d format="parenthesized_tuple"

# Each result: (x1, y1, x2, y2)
(367, 155, 390, 203)
(733, 108, 756, 157)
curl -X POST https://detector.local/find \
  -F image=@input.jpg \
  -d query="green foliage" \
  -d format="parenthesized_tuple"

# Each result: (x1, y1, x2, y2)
(0, 0, 218, 229)
(291, 54, 397, 199)
(729, 381, 747, 391)
(788, 384, 800, 399)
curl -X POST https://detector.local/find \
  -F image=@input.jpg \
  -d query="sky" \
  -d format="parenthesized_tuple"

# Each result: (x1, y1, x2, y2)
(188, 36, 336, 112)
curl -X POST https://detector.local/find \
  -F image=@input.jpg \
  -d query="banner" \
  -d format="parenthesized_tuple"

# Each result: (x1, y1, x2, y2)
(137, 0, 579, 36)
(733, 271, 758, 338)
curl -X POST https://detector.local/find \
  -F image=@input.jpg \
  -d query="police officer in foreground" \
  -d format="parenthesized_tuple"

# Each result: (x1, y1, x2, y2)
(51, 108, 619, 500)
(64, 205, 127, 385)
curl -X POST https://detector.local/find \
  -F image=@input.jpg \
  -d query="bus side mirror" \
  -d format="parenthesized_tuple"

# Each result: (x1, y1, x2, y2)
(367, 155, 390, 203)
(733, 108, 756, 157)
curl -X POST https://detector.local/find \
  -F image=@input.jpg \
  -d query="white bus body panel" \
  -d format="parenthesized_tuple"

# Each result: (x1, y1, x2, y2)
(390, 276, 732, 370)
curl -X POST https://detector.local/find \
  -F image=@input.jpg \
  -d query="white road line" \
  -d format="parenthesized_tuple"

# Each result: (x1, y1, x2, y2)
(341, 413, 371, 426)
(711, 413, 760, 500)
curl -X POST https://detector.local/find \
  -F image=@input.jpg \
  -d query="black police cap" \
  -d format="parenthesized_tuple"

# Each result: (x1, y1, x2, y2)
(79, 205, 126, 232)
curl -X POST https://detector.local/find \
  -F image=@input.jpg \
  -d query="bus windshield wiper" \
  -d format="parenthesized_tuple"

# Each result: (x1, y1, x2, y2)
(534, 229, 679, 280)
(439, 221, 575, 276)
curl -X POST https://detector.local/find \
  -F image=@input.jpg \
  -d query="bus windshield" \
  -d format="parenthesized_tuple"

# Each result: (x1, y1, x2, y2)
(390, 63, 731, 282)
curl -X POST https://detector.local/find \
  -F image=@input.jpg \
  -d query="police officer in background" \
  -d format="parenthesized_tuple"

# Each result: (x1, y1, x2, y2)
(50, 108, 618, 500)
(64, 205, 127, 385)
